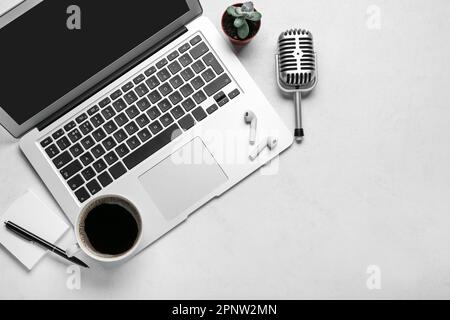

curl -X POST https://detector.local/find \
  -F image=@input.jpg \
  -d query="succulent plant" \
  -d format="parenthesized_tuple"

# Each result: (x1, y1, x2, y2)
(226, 2, 262, 39)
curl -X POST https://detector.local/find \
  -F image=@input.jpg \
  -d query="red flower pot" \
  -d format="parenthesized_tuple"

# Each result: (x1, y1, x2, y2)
(221, 3, 261, 45)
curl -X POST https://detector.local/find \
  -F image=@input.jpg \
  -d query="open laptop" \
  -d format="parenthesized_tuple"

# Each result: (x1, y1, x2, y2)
(0, 0, 292, 255)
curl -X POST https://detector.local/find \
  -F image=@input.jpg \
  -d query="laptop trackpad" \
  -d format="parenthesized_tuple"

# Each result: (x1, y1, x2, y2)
(139, 138, 228, 221)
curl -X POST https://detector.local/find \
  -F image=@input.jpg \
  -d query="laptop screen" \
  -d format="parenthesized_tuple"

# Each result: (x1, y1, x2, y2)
(0, 0, 190, 126)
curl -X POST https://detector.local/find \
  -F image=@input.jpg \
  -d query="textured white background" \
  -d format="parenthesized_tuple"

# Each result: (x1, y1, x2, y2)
(0, 0, 449, 299)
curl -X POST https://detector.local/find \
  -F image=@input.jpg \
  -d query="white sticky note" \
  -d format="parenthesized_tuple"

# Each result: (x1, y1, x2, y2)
(0, 190, 69, 270)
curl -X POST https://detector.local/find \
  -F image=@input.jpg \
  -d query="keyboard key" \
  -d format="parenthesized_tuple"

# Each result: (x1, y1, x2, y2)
(114, 112, 129, 127)
(110, 89, 122, 100)
(168, 61, 182, 75)
(159, 82, 173, 96)
(169, 74, 184, 89)
(167, 50, 179, 61)
(180, 67, 195, 81)
(86, 179, 102, 195)
(206, 104, 219, 114)
(80, 152, 94, 166)
(214, 91, 226, 102)
(180, 83, 194, 97)
(52, 129, 64, 140)
(104, 151, 119, 165)
(124, 124, 182, 170)
(181, 98, 196, 112)
(157, 68, 171, 82)
(87, 105, 100, 116)
(101, 106, 116, 120)
(190, 42, 209, 59)
(99, 97, 111, 108)
(148, 90, 162, 104)
(53, 151, 72, 169)
(80, 121, 94, 135)
(60, 160, 82, 180)
(82, 167, 96, 181)
(112, 98, 127, 112)
(158, 99, 172, 113)
(144, 66, 156, 77)
(218, 97, 230, 107)
(125, 121, 139, 135)
(109, 162, 127, 179)
(69, 143, 83, 157)
(113, 129, 128, 143)
(178, 114, 196, 131)
(179, 42, 191, 53)
(148, 121, 163, 135)
(75, 187, 90, 203)
(81, 136, 95, 149)
(191, 76, 205, 90)
(98, 172, 113, 187)
(103, 120, 118, 134)
(93, 159, 107, 173)
(192, 107, 207, 122)
(57, 137, 71, 151)
(147, 107, 161, 120)
(137, 128, 152, 142)
(122, 82, 134, 92)
(136, 114, 150, 127)
(190, 35, 202, 46)
(201, 68, 216, 82)
(229, 89, 241, 99)
(145, 76, 160, 90)
(68, 174, 84, 191)
(76, 113, 88, 124)
(179, 53, 193, 67)
(160, 113, 174, 127)
(115, 144, 130, 157)
(64, 121, 76, 132)
(136, 97, 151, 111)
(91, 144, 106, 158)
(126, 136, 141, 150)
(92, 128, 106, 142)
(169, 91, 183, 105)
(102, 137, 117, 151)
(203, 52, 224, 75)
(40, 137, 53, 148)
(192, 91, 207, 104)
(204, 74, 232, 97)
(124, 91, 138, 105)
(91, 114, 105, 127)
(133, 74, 146, 84)
(171, 106, 185, 119)
(125, 105, 140, 119)
(192, 60, 206, 74)
(156, 58, 168, 69)
(135, 83, 149, 97)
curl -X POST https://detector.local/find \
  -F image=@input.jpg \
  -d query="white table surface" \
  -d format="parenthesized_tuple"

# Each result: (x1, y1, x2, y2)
(0, 0, 449, 299)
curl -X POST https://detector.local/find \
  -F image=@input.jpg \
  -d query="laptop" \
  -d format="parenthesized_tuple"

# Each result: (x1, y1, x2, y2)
(0, 0, 292, 255)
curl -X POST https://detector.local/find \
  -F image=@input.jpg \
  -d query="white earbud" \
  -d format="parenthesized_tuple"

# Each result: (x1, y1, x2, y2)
(249, 137, 278, 161)
(244, 111, 257, 145)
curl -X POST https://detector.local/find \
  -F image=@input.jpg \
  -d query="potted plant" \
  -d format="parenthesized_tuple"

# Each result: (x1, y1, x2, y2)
(222, 2, 262, 45)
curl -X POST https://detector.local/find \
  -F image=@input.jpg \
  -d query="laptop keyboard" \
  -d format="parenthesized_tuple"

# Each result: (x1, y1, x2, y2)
(39, 34, 240, 204)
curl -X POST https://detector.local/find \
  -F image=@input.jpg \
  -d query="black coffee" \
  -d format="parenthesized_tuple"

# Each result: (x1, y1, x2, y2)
(84, 203, 139, 255)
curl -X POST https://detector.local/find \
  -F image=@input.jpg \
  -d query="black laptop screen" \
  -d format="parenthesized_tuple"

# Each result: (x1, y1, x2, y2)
(0, 0, 190, 125)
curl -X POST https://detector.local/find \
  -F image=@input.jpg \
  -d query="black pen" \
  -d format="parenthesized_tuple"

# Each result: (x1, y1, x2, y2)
(4, 221, 89, 268)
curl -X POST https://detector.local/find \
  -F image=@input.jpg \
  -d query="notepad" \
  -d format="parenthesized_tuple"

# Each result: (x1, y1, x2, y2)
(0, 190, 69, 270)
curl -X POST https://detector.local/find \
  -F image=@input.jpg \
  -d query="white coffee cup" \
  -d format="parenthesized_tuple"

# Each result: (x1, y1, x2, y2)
(66, 195, 142, 263)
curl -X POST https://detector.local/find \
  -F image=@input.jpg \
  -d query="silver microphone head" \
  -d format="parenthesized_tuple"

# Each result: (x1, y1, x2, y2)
(277, 28, 317, 91)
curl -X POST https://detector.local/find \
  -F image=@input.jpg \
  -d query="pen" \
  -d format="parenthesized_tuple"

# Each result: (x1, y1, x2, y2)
(4, 221, 89, 268)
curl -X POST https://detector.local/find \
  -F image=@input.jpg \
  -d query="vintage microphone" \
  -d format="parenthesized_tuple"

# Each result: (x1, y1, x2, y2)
(276, 29, 318, 142)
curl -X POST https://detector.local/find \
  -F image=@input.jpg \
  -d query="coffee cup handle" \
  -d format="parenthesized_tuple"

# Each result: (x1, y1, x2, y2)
(66, 243, 81, 258)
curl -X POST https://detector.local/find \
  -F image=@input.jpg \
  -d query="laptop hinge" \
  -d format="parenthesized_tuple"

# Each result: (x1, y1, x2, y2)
(37, 26, 188, 132)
